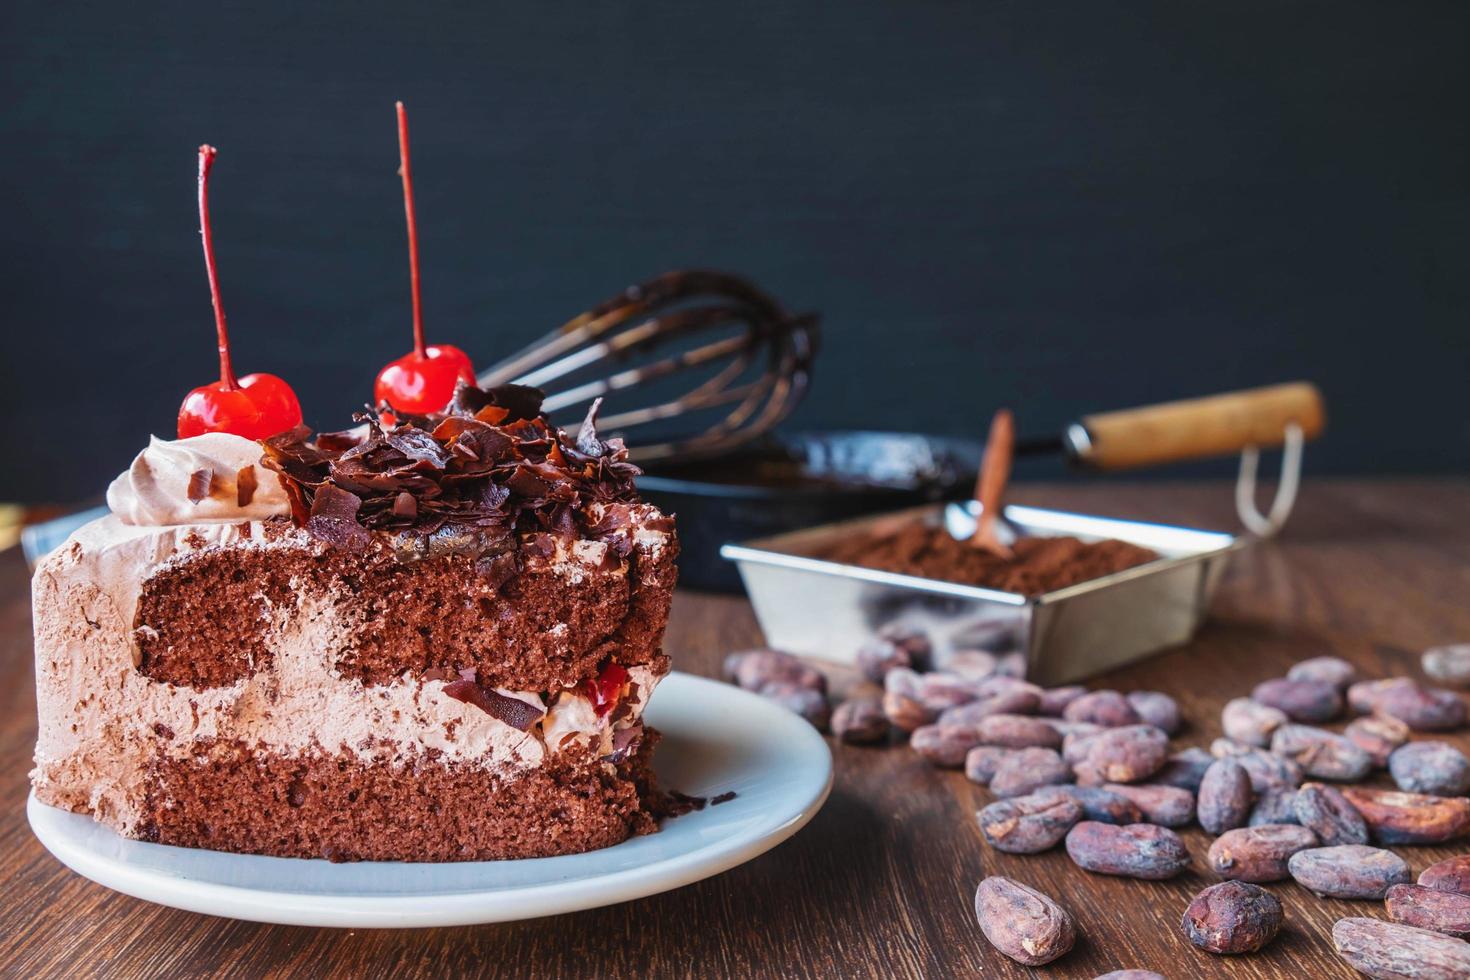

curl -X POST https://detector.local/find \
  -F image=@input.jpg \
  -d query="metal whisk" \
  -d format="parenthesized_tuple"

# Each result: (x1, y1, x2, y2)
(477, 270, 818, 464)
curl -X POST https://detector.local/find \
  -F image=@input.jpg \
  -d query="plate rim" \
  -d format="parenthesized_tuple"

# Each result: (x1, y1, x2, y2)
(27, 671, 833, 928)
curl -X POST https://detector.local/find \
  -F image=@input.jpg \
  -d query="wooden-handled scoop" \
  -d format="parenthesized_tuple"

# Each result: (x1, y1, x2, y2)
(1013, 381, 1327, 471)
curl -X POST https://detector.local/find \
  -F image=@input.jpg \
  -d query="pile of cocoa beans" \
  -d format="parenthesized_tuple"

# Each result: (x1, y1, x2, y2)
(723, 637, 1470, 975)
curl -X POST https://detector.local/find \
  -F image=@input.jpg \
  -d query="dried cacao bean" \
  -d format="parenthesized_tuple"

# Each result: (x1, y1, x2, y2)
(758, 682, 831, 731)
(938, 689, 1040, 726)
(909, 723, 982, 767)
(990, 747, 1072, 798)
(1249, 789, 1300, 827)
(964, 746, 1013, 785)
(1287, 655, 1357, 690)
(1294, 782, 1369, 845)
(1342, 787, 1470, 845)
(1126, 691, 1181, 735)
(1198, 758, 1254, 834)
(977, 792, 1083, 854)
(1072, 725, 1169, 785)
(1102, 783, 1194, 827)
(1387, 884, 1470, 939)
(1181, 880, 1283, 954)
(1390, 741, 1470, 796)
(1037, 684, 1088, 717)
(1271, 723, 1373, 781)
(1232, 748, 1304, 794)
(1063, 689, 1141, 727)
(1350, 677, 1468, 732)
(1332, 916, 1470, 980)
(1221, 697, 1287, 748)
(1423, 644, 1470, 689)
(1033, 785, 1143, 825)
(1345, 713, 1410, 767)
(881, 690, 935, 733)
(830, 698, 889, 745)
(1420, 855, 1470, 896)
(1207, 824, 1318, 883)
(1151, 747, 1215, 792)
(1252, 676, 1343, 723)
(974, 876, 1076, 966)
(1065, 821, 1190, 879)
(1289, 844, 1410, 899)
(734, 650, 826, 694)
(975, 713, 1062, 749)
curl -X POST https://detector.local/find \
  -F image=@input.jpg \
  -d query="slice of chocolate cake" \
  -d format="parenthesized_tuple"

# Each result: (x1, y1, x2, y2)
(31, 385, 678, 862)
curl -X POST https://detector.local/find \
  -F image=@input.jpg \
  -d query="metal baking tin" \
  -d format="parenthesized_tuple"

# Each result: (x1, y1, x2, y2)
(720, 502, 1244, 685)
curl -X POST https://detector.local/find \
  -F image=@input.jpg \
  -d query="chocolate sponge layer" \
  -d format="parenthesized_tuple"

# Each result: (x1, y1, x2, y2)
(138, 735, 663, 862)
(134, 519, 676, 692)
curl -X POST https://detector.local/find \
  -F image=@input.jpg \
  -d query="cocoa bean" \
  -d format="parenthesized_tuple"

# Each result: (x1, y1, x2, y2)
(884, 666, 923, 697)
(1250, 789, 1301, 827)
(1063, 729, 1105, 765)
(910, 723, 982, 767)
(1065, 821, 1190, 879)
(1180, 880, 1283, 954)
(916, 672, 981, 712)
(856, 637, 918, 682)
(1092, 973, 1164, 980)
(994, 651, 1027, 677)
(1289, 844, 1410, 899)
(1126, 691, 1181, 735)
(975, 713, 1062, 749)
(1207, 824, 1318, 883)
(1420, 855, 1470, 896)
(1072, 725, 1169, 785)
(1350, 677, 1468, 732)
(1211, 737, 1252, 757)
(990, 747, 1072, 798)
(1271, 723, 1374, 781)
(964, 746, 1014, 785)
(1251, 677, 1343, 723)
(978, 792, 1083, 854)
(973, 675, 1043, 701)
(758, 682, 830, 731)
(1102, 783, 1194, 827)
(1287, 655, 1357, 690)
(1342, 787, 1470, 845)
(830, 698, 889, 745)
(1045, 719, 1105, 741)
(1033, 785, 1144, 825)
(1294, 782, 1369, 846)
(1037, 684, 1088, 717)
(1345, 714, 1410, 767)
(1231, 748, 1305, 795)
(1152, 747, 1215, 792)
(1198, 758, 1255, 834)
(938, 689, 1040, 726)
(1332, 916, 1470, 980)
(1387, 884, 1470, 939)
(881, 690, 935, 733)
(735, 650, 826, 694)
(1221, 697, 1288, 747)
(1423, 644, 1470, 689)
(943, 648, 1000, 680)
(974, 876, 1076, 966)
(876, 622, 931, 664)
(1390, 741, 1470, 796)
(1063, 689, 1141, 727)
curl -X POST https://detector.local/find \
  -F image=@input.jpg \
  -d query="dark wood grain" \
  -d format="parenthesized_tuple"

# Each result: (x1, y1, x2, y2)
(3, 479, 1470, 979)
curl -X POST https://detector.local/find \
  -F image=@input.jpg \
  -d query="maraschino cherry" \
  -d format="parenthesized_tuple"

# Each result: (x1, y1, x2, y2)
(373, 102, 475, 417)
(177, 145, 303, 440)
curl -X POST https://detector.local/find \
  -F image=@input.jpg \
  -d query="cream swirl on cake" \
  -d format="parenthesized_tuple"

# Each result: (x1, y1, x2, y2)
(105, 432, 289, 525)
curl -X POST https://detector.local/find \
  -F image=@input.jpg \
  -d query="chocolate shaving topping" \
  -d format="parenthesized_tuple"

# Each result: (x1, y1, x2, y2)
(258, 382, 643, 552)
(442, 679, 546, 731)
(187, 468, 215, 503)
(236, 465, 258, 507)
(710, 791, 738, 806)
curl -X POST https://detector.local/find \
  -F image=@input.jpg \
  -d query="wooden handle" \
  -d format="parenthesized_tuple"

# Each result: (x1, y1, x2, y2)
(1076, 381, 1325, 471)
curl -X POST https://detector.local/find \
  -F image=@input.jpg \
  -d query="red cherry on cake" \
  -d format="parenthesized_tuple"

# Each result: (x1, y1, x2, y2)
(373, 102, 475, 417)
(177, 145, 303, 440)
(583, 662, 630, 718)
(373, 344, 475, 416)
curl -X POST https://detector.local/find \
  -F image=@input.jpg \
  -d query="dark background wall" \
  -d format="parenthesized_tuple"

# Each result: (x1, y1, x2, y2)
(3, 1, 1468, 502)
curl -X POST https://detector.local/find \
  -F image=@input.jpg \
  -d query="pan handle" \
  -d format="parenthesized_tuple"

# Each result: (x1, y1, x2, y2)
(1073, 381, 1325, 471)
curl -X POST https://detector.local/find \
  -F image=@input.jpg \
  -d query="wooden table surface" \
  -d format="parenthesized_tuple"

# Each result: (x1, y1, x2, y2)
(4, 478, 1470, 979)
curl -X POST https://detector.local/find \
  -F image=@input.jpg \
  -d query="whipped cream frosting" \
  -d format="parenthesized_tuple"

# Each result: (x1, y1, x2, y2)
(30, 512, 670, 834)
(106, 433, 290, 526)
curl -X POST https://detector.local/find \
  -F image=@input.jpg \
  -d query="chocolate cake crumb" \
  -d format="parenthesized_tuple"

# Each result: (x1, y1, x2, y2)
(710, 791, 738, 806)
(815, 522, 1157, 594)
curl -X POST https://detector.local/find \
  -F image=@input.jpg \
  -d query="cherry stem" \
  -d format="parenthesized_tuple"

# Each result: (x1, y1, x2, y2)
(197, 145, 239, 390)
(396, 101, 426, 359)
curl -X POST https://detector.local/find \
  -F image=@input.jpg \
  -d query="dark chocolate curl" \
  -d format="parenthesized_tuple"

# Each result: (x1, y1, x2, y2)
(187, 468, 215, 503)
(442, 680, 546, 731)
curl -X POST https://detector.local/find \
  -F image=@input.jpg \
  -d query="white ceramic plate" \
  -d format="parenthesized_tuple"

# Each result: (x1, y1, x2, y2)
(28, 671, 832, 928)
